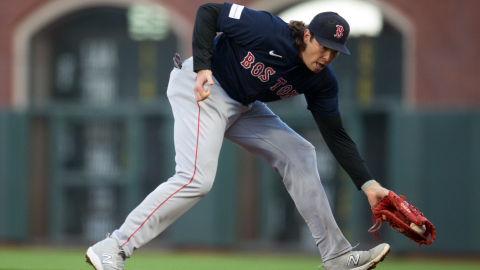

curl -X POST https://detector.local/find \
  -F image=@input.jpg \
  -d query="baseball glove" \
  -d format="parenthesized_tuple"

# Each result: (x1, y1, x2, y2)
(368, 190, 436, 248)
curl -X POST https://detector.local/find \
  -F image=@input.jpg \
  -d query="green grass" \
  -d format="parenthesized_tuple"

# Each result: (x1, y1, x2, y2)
(0, 247, 479, 270)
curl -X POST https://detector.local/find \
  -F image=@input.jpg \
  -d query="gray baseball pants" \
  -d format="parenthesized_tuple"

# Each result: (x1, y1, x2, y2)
(110, 58, 352, 261)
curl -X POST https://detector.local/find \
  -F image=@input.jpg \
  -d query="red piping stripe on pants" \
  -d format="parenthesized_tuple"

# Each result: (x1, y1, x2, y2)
(121, 102, 201, 247)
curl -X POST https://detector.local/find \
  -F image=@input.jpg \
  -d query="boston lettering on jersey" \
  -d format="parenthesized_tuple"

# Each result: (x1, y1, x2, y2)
(240, 51, 298, 99)
(240, 52, 276, 82)
(269, 78, 299, 99)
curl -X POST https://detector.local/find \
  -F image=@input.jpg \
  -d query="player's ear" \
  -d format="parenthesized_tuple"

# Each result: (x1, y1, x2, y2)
(303, 29, 311, 43)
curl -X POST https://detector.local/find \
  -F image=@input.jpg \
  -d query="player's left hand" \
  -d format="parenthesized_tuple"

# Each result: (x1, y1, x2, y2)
(364, 183, 389, 207)
(194, 70, 214, 102)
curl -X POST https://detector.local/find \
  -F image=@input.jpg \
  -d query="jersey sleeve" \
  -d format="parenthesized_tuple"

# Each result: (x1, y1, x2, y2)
(216, 2, 278, 47)
(193, 3, 223, 72)
(305, 65, 341, 116)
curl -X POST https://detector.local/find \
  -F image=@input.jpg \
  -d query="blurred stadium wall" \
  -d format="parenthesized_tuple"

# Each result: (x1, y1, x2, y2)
(0, 0, 479, 256)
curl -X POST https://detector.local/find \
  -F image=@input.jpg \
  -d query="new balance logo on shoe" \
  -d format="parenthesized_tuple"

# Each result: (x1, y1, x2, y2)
(87, 237, 126, 270)
(346, 254, 360, 266)
(102, 253, 113, 264)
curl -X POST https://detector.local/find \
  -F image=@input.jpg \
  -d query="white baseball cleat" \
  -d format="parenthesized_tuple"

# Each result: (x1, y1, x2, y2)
(86, 235, 126, 270)
(320, 243, 390, 270)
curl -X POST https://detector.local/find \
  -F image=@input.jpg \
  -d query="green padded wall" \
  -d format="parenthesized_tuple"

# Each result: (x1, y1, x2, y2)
(0, 111, 29, 241)
(387, 110, 480, 253)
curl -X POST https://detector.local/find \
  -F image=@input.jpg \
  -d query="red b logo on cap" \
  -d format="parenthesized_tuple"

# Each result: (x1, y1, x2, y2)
(334, 25, 344, 38)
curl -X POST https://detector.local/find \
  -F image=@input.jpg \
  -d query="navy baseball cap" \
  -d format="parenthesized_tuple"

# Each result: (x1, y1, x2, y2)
(307, 12, 350, 55)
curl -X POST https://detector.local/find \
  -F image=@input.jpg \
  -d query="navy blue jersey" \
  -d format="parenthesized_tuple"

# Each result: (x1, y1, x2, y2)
(211, 2, 340, 116)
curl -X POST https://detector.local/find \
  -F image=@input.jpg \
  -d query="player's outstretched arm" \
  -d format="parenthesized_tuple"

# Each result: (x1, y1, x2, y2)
(311, 111, 373, 188)
(311, 110, 388, 205)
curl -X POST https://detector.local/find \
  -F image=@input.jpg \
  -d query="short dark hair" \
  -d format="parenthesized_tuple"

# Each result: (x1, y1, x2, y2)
(288, 20, 315, 52)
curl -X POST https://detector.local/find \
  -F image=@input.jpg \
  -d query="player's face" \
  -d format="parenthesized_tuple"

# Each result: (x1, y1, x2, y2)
(300, 30, 339, 73)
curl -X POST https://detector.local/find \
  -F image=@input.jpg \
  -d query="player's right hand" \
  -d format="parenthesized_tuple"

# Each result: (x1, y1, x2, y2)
(194, 70, 214, 102)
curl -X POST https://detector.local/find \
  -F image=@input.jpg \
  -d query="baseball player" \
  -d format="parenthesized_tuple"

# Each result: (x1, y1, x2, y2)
(86, 3, 392, 270)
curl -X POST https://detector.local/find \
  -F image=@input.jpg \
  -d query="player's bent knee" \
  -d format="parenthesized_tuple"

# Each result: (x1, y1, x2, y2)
(290, 140, 315, 160)
(287, 143, 317, 171)
(166, 173, 214, 196)
(197, 183, 213, 196)
(183, 173, 215, 196)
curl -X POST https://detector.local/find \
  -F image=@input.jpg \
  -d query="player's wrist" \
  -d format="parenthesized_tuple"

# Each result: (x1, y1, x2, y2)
(361, 180, 378, 192)
(194, 67, 212, 73)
